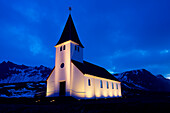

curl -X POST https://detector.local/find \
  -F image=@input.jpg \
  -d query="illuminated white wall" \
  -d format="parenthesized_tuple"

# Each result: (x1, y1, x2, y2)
(46, 69, 55, 97)
(46, 41, 84, 97)
(69, 64, 122, 99)
(84, 77, 95, 98)
(71, 43, 83, 63)
(70, 63, 85, 98)
(84, 74, 122, 99)
(54, 41, 71, 96)
(118, 83, 122, 96)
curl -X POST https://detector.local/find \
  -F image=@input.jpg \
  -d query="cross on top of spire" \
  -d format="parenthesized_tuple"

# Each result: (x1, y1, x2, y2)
(69, 7, 72, 14)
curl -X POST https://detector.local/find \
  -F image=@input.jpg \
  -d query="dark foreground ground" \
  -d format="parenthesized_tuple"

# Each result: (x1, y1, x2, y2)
(0, 95, 169, 113)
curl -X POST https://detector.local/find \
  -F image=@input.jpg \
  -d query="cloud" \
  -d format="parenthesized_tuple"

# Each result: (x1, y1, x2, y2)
(145, 64, 170, 75)
(112, 49, 148, 58)
(165, 73, 170, 79)
(99, 48, 170, 76)
(28, 35, 42, 55)
(160, 49, 169, 54)
(5, 25, 53, 57)
(12, 1, 45, 23)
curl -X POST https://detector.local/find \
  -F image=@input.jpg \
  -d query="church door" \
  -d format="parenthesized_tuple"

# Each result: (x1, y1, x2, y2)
(59, 81, 66, 96)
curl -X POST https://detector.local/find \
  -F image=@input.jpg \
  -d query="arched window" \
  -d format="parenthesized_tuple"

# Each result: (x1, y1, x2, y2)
(63, 45, 65, 50)
(88, 79, 91, 86)
(60, 46, 62, 51)
(100, 80, 103, 88)
(78, 46, 79, 52)
(107, 81, 109, 89)
(75, 46, 77, 50)
(112, 83, 114, 89)
(116, 84, 118, 89)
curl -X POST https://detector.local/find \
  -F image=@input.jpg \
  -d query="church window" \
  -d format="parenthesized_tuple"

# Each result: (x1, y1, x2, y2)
(78, 46, 79, 52)
(100, 80, 103, 88)
(60, 46, 62, 51)
(60, 63, 64, 68)
(63, 45, 66, 50)
(107, 82, 109, 89)
(112, 83, 114, 89)
(116, 84, 118, 89)
(88, 79, 91, 86)
(75, 46, 77, 50)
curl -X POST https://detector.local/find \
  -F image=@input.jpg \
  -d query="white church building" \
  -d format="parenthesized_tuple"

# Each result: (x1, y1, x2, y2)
(46, 14, 122, 99)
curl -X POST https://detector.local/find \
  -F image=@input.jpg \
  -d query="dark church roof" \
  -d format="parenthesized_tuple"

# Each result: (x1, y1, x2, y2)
(56, 14, 84, 48)
(71, 60, 119, 81)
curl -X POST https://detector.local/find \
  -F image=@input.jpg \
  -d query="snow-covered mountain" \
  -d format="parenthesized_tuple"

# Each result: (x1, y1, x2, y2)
(114, 69, 170, 92)
(0, 61, 52, 83)
(0, 61, 169, 94)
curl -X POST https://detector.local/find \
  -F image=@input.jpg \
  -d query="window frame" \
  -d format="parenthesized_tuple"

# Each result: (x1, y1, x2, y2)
(116, 83, 118, 89)
(78, 46, 79, 52)
(112, 82, 114, 89)
(100, 80, 103, 88)
(107, 81, 109, 89)
(88, 79, 91, 86)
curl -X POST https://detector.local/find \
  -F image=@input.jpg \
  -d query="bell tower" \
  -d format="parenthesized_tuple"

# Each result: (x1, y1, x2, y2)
(50, 12, 84, 96)
(55, 14, 84, 62)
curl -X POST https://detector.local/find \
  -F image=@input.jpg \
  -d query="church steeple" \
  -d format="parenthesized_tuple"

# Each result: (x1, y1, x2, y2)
(56, 14, 84, 48)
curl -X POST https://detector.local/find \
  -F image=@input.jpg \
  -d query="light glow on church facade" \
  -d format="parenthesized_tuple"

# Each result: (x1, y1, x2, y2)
(46, 14, 122, 99)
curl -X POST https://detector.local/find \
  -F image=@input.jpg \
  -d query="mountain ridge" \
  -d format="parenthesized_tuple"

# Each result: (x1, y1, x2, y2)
(113, 69, 170, 93)
(0, 61, 169, 93)
(0, 61, 52, 83)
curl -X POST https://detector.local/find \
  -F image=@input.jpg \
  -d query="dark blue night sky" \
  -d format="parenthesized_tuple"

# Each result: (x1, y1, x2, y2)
(0, 0, 170, 79)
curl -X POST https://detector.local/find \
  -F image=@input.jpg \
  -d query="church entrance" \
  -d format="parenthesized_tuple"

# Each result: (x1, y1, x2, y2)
(59, 81, 66, 96)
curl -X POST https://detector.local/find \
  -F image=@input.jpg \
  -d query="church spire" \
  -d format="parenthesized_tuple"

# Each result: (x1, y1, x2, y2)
(56, 11, 84, 48)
